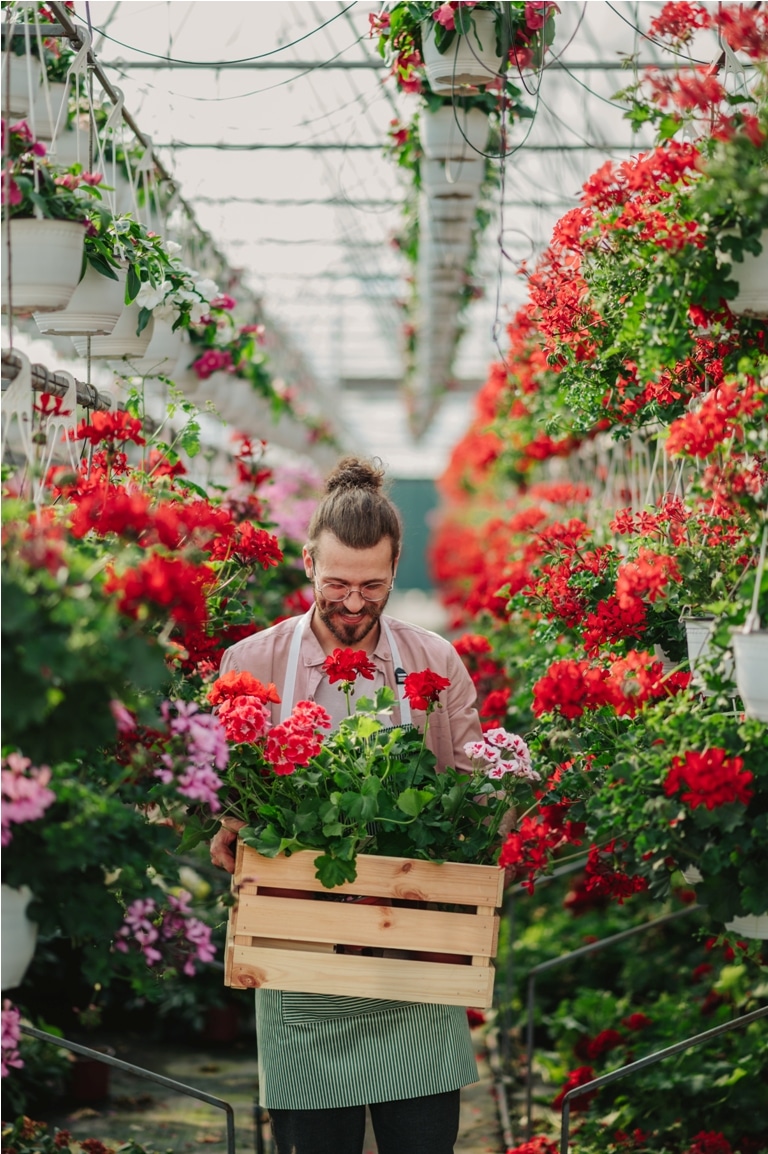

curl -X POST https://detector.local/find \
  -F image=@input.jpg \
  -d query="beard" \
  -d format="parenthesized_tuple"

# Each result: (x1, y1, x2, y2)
(315, 596, 386, 647)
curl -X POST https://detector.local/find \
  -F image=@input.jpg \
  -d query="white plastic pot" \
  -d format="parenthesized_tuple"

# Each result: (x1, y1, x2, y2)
(1, 219, 86, 313)
(682, 617, 734, 696)
(421, 105, 490, 160)
(421, 12, 501, 94)
(30, 80, 69, 142)
(422, 156, 485, 199)
(3, 52, 43, 121)
(34, 265, 126, 336)
(1, 884, 38, 990)
(731, 630, 768, 721)
(729, 229, 768, 319)
(128, 314, 186, 377)
(72, 302, 154, 359)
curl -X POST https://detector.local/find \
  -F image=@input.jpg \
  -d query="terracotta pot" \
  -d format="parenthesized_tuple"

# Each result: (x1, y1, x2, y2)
(421, 12, 501, 94)
(203, 1004, 241, 1044)
(70, 1055, 111, 1104)
(1, 219, 86, 313)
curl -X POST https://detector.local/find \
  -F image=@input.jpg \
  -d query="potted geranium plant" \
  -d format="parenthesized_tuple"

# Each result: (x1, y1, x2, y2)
(196, 650, 536, 886)
(1, 118, 106, 312)
(374, 2, 557, 95)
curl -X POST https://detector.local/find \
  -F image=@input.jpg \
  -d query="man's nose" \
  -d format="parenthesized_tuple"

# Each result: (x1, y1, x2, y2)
(342, 588, 367, 607)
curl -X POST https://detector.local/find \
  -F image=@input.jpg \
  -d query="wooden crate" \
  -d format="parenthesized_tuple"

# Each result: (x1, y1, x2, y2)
(224, 843, 504, 1008)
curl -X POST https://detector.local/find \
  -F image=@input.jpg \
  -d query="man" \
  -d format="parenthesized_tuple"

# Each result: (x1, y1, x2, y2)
(210, 456, 484, 1154)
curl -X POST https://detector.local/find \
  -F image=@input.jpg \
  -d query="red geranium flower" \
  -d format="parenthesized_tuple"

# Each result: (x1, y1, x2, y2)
(403, 669, 451, 711)
(207, 670, 281, 707)
(552, 1065, 598, 1111)
(76, 409, 146, 447)
(322, 648, 376, 684)
(663, 748, 753, 810)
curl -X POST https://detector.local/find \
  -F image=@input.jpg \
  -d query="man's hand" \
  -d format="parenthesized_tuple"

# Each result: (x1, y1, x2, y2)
(210, 817, 246, 874)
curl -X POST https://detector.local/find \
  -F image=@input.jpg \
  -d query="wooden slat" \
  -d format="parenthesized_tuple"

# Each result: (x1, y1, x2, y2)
(235, 845, 504, 907)
(229, 944, 496, 1007)
(233, 894, 498, 956)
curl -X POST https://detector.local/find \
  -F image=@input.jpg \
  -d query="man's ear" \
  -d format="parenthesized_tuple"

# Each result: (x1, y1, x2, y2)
(302, 545, 313, 580)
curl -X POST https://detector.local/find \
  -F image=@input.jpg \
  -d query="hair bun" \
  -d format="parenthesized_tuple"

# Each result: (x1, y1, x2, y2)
(325, 456, 385, 494)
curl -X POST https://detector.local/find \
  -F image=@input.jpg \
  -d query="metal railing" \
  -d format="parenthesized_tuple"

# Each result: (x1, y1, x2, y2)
(523, 904, 703, 1138)
(20, 1024, 237, 1154)
(559, 1005, 768, 1153)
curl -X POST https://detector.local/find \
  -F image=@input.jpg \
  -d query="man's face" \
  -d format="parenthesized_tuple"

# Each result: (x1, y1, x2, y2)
(304, 532, 396, 649)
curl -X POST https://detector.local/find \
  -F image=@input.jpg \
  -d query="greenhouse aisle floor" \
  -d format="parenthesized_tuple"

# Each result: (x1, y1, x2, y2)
(40, 1024, 507, 1154)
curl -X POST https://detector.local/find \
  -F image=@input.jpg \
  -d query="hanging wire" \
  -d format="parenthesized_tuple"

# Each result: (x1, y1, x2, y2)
(97, 35, 369, 104)
(70, 2, 360, 67)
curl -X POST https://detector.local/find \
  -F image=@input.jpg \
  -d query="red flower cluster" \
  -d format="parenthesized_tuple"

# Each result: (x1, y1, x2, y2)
(104, 555, 214, 628)
(505, 1139, 559, 1154)
(687, 1134, 733, 1154)
(263, 701, 332, 775)
(76, 409, 146, 447)
(615, 548, 681, 607)
(322, 648, 376, 685)
(403, 669, 450, 711)
(584, 842, 649, 902)
(666, 380, 763, 459)
(551, 1064, 598, 1111)
(532, 659, 612, 718)
(664, 748, 754, 810)
(208, 671, 280, 707)
(208, 521, 284, 569)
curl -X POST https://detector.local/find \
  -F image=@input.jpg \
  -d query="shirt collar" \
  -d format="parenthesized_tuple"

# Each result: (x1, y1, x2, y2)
(301, 609, 393, 667)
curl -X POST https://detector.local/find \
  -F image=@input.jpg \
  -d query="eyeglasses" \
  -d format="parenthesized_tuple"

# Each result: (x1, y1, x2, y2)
(314, 580, 393, 603)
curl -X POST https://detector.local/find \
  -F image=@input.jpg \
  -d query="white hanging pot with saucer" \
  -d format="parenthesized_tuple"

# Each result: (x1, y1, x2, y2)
(420, 105, 490, 160)
(420, 12, 501, 94)
(71, 299, 154, 359)
(34, 265, 126, 336)
(1, 218, 86, 313)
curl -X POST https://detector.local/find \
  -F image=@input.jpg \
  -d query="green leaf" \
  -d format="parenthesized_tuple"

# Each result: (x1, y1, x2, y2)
(396, 788, 434, 818)
(136, 306, 153, 335)
(125, 263, 142, 304)
(314, 852, 357, 888)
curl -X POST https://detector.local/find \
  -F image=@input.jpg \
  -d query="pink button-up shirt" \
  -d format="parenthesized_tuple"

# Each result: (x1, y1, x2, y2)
(219, 609, 483, 772)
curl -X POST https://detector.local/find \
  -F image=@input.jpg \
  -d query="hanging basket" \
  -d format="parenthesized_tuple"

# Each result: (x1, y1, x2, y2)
(30, 80, 69, 142)
(420, 106, 490, 161)
(3, 52, 43, 121)
(1, 884, 38, 990)
(731, 629, 768, 722)
(422, 157, 485, 199)
(128, 314, 186, 377)
(34, 265, 126, 336)
(421, 12, 502, 94)
(225, 844, 503, 1008)
(729, 229, 768, 319)
(72, 302, 154, 360)
(682, 616, 734, 697)
(426, 194, 478, 223)
(1, 219, 86, 313)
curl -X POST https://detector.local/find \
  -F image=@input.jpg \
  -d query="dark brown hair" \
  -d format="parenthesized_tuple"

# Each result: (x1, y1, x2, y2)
(306, 456, 402, 563)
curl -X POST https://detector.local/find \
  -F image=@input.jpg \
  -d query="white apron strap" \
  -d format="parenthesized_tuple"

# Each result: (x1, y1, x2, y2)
(280, 609, 313, 722)
(381, 617, 412, 726)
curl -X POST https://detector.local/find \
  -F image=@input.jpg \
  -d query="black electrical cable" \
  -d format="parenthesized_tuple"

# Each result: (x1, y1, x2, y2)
(102, 36, 370, 105)
(69, 1, 359, 68)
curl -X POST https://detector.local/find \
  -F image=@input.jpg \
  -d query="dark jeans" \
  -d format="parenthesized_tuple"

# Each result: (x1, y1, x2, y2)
(268, 1089, 461, 1154)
